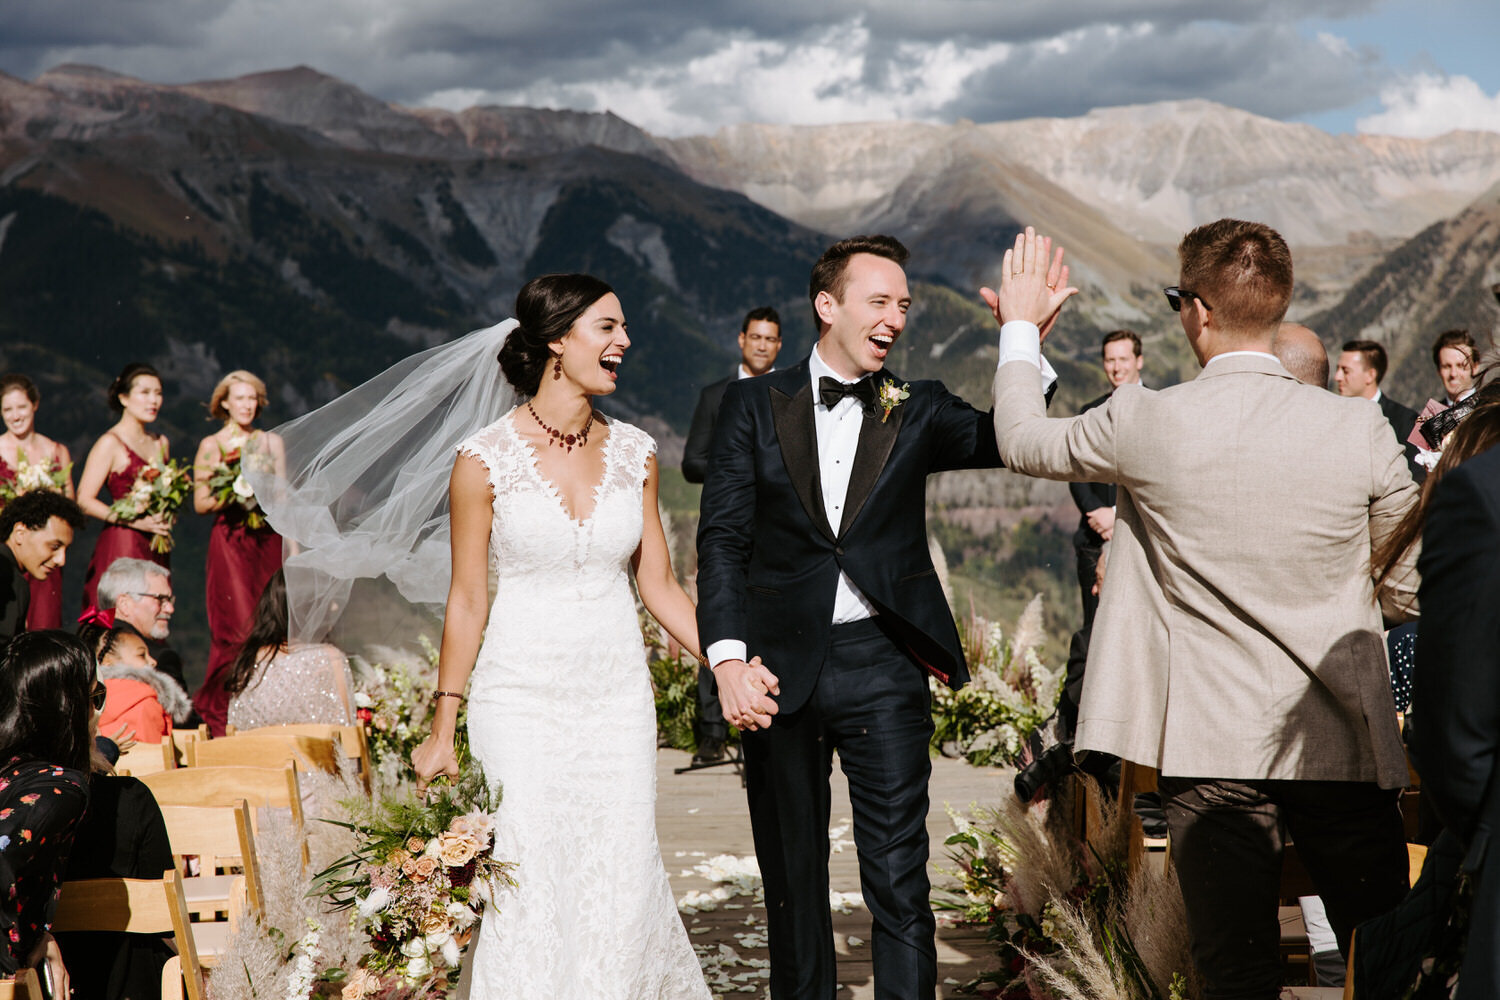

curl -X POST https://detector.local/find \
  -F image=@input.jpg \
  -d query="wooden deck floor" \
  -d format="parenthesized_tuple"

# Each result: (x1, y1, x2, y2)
(655, 748, 1008, 1000)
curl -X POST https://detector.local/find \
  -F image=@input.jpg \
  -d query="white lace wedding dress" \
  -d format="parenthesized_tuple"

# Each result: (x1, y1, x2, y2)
(455, 410, 710, 1000)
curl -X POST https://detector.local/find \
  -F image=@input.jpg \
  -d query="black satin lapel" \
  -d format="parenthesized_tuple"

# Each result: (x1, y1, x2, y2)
(840, 394, 904, 537)
(770, 382, 835, 541)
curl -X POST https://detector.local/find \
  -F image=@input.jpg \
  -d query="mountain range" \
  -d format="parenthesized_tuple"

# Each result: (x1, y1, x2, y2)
(4, 63, 1499, 662)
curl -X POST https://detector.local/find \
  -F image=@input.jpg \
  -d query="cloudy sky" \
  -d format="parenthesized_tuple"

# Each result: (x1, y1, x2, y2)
(2, 0, 1496, 138)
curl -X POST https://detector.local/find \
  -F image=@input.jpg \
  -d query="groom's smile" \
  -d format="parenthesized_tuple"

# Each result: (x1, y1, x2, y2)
(814, 252, 911, 380)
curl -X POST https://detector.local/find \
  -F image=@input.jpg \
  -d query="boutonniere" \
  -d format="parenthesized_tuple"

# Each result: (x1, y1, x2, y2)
(877, 379, 910, 423)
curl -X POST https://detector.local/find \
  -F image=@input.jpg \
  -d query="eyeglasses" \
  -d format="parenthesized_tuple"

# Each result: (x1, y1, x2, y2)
(1163, 286, 1213, 312)
(132, 592, 175, 607)
(91, 681, 108, 713)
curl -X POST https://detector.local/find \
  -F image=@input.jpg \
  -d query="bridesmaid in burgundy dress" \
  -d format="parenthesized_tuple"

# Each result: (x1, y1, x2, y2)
(0, 374, 76, 629)
(191, 370, 285, 734)
(77, 364, 173, 608)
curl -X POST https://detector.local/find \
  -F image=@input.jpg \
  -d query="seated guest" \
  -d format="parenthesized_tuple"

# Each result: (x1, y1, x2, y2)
(79, 622, 193, 744)
(93, 558, 200, 724)
(1, 491, 84, 644)
(0, 631, 96, 993)
(56, 714, 174, 1000)
(225, 570, 354, 730)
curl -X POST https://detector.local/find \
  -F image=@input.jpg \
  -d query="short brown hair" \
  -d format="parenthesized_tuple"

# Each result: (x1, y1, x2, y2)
(1431, 329, 1476, 369)
(1341, 339, 1388, 383)
(1101, 329, 1142, 357)
(208, 370, 269, 422)
(1177, 219, 1293, 335)
(808, 235, 909, 328)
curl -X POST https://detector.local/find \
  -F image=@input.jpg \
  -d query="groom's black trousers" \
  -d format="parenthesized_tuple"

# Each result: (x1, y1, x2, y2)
(742, 617, 936, 1000)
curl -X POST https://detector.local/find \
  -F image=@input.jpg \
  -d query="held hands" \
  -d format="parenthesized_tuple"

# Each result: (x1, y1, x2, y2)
(1086, 506, 1116, 541)
(979, 226, 1078, 346)
(714, 655, 779, 732)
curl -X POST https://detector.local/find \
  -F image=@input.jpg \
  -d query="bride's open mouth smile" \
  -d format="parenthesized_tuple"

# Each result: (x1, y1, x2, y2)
(600, 352, 623, 380)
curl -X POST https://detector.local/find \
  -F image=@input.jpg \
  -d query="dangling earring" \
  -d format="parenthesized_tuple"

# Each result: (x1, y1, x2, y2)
(552, 356, 563, 380)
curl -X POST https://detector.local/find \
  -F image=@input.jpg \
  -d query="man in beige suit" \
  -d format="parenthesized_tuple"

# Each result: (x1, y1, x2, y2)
(984, 221, 1419, 999)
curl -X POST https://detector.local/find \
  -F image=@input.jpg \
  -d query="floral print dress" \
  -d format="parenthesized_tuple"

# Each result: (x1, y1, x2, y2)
(0, 756, 89, 975)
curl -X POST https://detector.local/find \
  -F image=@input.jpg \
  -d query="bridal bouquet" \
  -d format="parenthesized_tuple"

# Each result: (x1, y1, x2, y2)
(106, 455, 192, 553)
(204, 441, 266, 528)
(0, 449, 70, 505)
(314, 759, 514, 993)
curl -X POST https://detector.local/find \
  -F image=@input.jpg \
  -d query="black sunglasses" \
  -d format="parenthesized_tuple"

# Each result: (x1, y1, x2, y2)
(91, 681, 108, 713)
(1163, 286, 1213, 312)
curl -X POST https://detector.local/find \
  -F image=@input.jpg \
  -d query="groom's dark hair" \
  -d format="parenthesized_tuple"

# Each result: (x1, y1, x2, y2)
(809, 235, 909, 322)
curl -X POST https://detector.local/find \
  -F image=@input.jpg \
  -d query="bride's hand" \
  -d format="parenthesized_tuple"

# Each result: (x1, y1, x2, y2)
(411, 735, 460, 797)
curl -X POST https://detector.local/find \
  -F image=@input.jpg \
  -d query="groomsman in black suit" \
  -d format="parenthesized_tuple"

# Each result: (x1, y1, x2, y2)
(1068, 329, 1142, 629)
(682, 307, 783, 484)
(1335, 339, 1424, 481)
(696, 235, 1049, 999)
(683, 306, 782, 764)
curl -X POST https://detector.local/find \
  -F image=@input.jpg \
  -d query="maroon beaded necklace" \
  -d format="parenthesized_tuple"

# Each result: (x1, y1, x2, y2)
(527, 401, 595, 453)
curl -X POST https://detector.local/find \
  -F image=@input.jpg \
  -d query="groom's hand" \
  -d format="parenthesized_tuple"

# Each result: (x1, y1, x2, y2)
(714, 656, 780, 731)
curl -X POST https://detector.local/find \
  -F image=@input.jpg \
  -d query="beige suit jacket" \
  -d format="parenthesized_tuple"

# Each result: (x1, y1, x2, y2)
(993, 353, 1419, 788)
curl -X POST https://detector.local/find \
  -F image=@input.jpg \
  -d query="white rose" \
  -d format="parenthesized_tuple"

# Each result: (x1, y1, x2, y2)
(400, 938, 426, 960)
(445, 902, 478, 929)
(354, 691, 373, 709)
(404, 954, 431, 980)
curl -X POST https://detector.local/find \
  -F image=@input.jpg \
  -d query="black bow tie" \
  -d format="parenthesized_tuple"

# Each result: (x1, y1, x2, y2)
(819, 375, 876, 411)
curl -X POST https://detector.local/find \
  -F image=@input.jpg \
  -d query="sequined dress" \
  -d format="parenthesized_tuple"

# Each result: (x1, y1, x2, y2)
(454, 411, 709, 1000)
(225, 643, 355, 730)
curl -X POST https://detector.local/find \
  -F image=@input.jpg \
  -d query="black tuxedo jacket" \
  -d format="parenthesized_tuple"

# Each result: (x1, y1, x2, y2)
(1378, 393, 1424, 483)
(1410, 443, 1500, 991)
(682, 374, 734, 484)
(0, 546, 29, 644)
(696, 360, 1015, 713)
(1068, 391, 1115, 549)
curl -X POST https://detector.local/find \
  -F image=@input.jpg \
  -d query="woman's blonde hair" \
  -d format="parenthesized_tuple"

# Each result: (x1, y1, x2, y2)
(208, 370, 269, 422)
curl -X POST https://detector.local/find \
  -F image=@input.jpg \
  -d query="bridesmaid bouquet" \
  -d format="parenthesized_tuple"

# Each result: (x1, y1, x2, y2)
(315, 761, 515, 993)
(0, 449, 70, 505)
(205, 442, 266, 528)
(107, 455, 192, 553)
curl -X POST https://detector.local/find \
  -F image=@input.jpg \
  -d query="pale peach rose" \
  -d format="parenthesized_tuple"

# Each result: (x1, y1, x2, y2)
(402, 858, 421, 878)
(341, 969, 379, 999)
(409, 856, 439, 881)
(421, 910, 450, 934)
(407, 837, 427, 854)
(388, 848, 411, 869)
(437, 831, 480, 867)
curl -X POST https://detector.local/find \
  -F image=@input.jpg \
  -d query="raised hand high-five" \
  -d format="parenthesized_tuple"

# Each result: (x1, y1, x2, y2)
(979, 226, 1078, 345)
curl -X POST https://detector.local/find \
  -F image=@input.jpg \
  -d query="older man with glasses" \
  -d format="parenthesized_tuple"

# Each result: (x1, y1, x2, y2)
(94, 557, 201, 728)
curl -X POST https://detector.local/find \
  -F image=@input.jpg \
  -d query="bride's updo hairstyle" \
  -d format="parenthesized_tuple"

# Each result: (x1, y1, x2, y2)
(498, 273, 615, 395)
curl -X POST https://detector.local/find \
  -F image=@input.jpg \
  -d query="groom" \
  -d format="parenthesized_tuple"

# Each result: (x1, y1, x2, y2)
(697, 235, 1036, 999)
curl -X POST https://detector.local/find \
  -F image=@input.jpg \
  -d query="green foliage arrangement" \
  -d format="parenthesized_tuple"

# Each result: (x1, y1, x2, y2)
(649, 650, 702, 752)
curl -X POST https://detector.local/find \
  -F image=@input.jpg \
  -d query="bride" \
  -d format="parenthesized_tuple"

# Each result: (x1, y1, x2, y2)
(408, 275, 711, 998)
(252, 275, 720, 998)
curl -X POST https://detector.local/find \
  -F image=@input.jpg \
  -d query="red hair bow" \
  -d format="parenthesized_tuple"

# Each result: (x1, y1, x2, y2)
(78, 606, 115, 629)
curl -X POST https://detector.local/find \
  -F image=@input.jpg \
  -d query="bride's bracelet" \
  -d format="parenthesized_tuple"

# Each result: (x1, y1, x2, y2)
(435, 690, 465, 701)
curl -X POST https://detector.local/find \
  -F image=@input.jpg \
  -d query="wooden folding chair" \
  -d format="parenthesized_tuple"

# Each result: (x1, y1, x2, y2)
(160, 799, 264, 922)
(140, 764, 304, 830)
(227, 723, 371, 791)
(50, 871, 207, 1000)
(168, 726, 209, 768)
(116, 738, 176, 776)
(0, 970, 43, 1000)
(187, 733, 340, 776)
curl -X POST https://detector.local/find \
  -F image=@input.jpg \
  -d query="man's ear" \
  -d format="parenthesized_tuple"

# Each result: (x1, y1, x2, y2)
(814, 290, 837, 327)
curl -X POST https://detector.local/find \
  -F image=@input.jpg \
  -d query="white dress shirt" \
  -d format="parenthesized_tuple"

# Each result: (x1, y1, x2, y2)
(705, 347, 876, 669)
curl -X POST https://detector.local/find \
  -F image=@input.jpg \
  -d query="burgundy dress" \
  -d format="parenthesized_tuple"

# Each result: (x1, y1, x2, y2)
(195, 508, 282, 735)
(81, 441, 169, 610)
(0, 454, 64, 630)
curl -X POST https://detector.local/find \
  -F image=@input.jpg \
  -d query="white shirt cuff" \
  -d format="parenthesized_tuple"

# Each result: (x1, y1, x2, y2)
(706, 639, 746, 668)
(997, 321, 1057, 394)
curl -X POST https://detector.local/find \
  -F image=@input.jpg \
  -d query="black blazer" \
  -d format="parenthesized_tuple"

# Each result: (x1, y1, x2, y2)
(1410, 443, 1500, 994)
(1068, 391, 1114, 549)
(696, 360, 1014, 713)
(0, 546, 28, 644)
(682, 375, 734, 484)
(1378, 393, 1425, 483)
